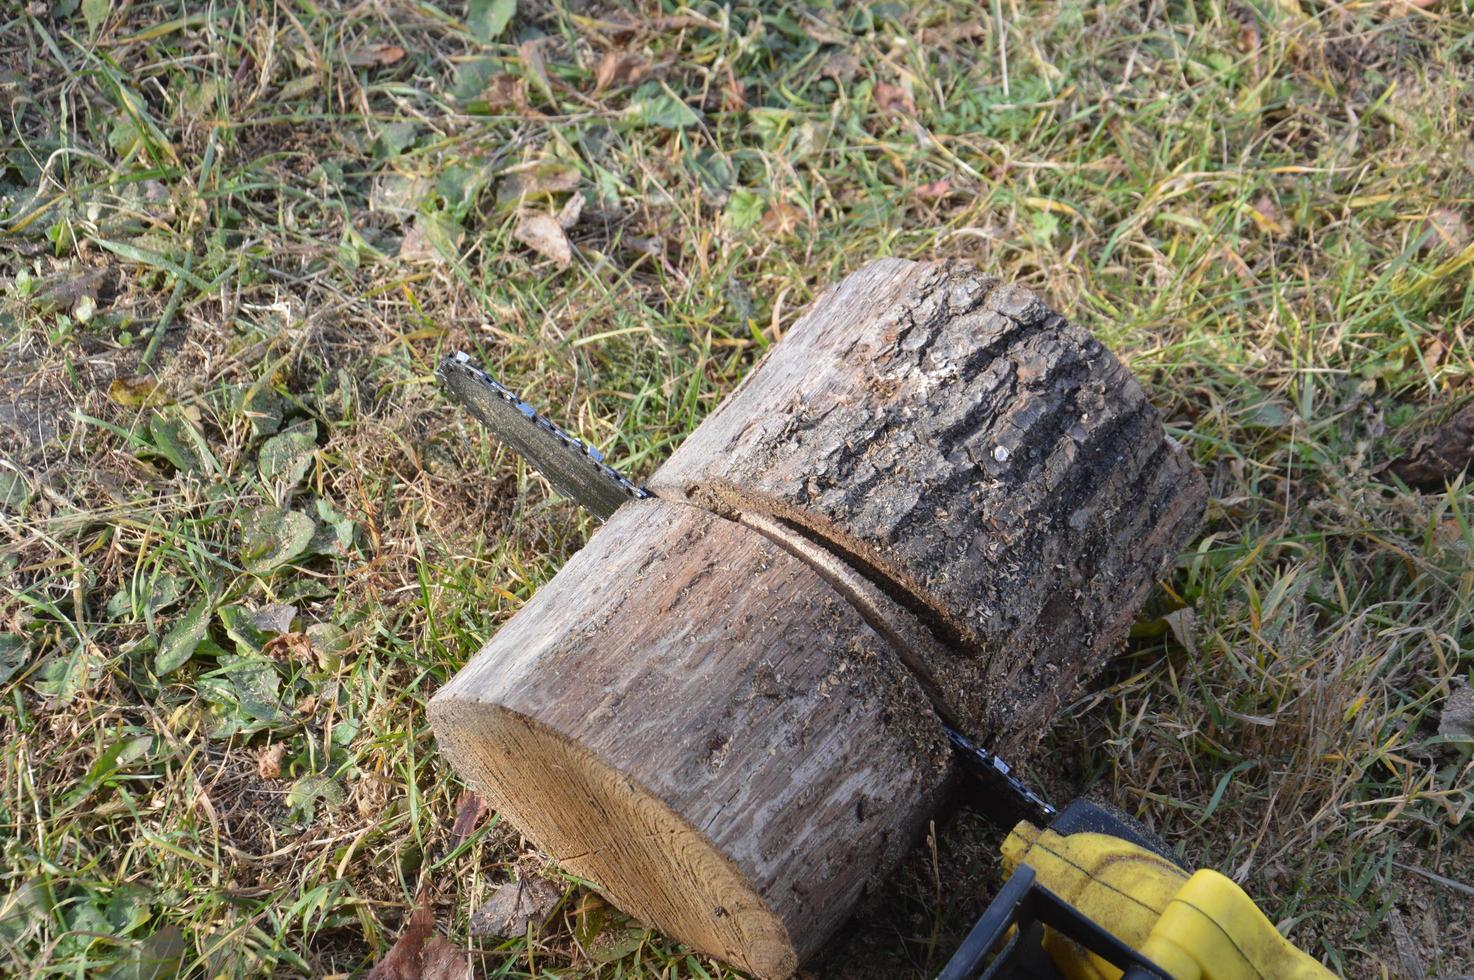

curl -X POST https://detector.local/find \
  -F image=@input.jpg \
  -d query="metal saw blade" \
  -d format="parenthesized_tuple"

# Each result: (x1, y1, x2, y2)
(437, 352, 651, 521)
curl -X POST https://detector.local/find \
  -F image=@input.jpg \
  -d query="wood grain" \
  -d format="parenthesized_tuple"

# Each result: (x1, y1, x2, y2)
(430, 500, 952, 977)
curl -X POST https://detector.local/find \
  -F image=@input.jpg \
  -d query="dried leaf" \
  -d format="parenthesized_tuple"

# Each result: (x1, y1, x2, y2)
(257, 742, 285, 780)
(914, 178, 952, 201)
(497, 164, 580, 206)
(821, 50, 860, 85)
(477, 74, 529, 113)
(346, 44, 407, 67)
(1438, 678, 1474, 741)
(468, 878, 562, 939)
(450, 790, 490, 847)
(594, 50, 652, 94)
(1248, 194, 1292, 237)
(760, 201, 804, 236)
(109, 376, 165, 408)
(1426, 207, 1470, 255)
(513, 210, 572, 267)
(556, 192, 584, 230)
(873, 82, 915, 116)
(368, 894, 471, 980)
(1376, 402, 1474, 492)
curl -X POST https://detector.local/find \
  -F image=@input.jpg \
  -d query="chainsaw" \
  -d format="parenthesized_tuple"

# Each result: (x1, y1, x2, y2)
(437, 351, 1334, 980)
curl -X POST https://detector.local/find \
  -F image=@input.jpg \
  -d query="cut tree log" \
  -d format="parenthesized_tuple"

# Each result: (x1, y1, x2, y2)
(431, 500, 952, 978)
(651, 259, 1206, 751)
(430, 259, 1207, 976)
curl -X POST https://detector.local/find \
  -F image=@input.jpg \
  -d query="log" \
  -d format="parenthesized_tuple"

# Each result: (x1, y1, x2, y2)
(650, 259, 1206, 751)
(430, 501, 953, 977)
(430, 259, 1207, 976)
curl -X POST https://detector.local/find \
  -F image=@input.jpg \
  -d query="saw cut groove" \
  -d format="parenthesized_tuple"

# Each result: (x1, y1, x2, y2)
(650, 259, 1207, 753)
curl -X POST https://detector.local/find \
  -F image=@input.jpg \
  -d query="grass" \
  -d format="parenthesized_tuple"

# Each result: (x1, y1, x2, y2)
(1, 0, 1472, 976)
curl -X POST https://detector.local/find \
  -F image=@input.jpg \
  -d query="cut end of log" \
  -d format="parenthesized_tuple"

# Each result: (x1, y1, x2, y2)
(429, 700, 795, 976)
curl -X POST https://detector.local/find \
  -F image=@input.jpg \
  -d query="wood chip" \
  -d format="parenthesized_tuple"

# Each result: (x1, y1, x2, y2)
(468, 877, 563, 939)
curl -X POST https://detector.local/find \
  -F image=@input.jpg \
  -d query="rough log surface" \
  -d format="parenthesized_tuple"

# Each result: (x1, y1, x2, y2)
(429, 499, 952, 978)
(650, 259, 1207, 750)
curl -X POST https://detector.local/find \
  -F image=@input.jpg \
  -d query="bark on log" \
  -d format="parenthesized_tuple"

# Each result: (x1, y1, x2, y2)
(430, 259, 1207, 976)
(430, 500, 952, 978)
(650, 259, 1207, 752)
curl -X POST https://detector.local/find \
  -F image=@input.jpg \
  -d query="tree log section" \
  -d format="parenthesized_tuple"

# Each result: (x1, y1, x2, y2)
(429, 500, 952, 978)
(650, 259, 1207, 751)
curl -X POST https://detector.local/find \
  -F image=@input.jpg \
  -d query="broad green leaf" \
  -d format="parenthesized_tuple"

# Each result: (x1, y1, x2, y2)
(147, 411, 216, 474)
(626, 83, 700, 130)
(240, 506, 315, 574)
(35, 644, 104, 702)
(372, 121, 418, 160)
(83, 0, 109, 36)
(468, 0, 516, 42)
(155, 599, 209, 674)
(725, 189, 765, 231)
(217, 604, 269, 655)
(257, 420, 317, 486)
(286, 773, 346, 821)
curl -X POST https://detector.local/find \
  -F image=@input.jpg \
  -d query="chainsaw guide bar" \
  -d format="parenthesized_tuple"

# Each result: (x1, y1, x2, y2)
(437, 352, 652, 522)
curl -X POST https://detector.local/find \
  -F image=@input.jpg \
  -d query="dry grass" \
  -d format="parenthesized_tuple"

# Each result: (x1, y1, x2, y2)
(1, 0, 1472, 977)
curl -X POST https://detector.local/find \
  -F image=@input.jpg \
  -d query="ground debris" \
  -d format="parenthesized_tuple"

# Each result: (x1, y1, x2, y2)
(1376, 402, 1474, 491)
(468, 877, 563, 939)
(368, 892, 471, 980)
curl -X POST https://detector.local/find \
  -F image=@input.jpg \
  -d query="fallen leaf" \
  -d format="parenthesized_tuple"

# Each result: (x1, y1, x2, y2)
(594, 50, 653, 94)
(497, 164, 581, 206)
(760, 201, 804, 236)
(914, 178, 952, 201)
(346, 44, 407, 67)
(257, 742, 285, 780)
(1438, 677, 1474, 741)
(556, 192, 584, 230)
(450, 790, 490, 847)
(1426, 207, 1470, 255)
(1376, 402, 1474, 492)
(1248, 194, 1292, 237)
(368, 893, 472, 980)
(262, 631, 313, 662)
(514, 210, 572, 267)
(249, 603, 297, 635)
(109, 376, 166, 408)
(399, 212, 464, 264)
(918, 22, 988, 46)
(468, 877, 562, 939)
(874, 82, 915, 116)
(821, 50, 860, 85)
(479, 74, 530, 113)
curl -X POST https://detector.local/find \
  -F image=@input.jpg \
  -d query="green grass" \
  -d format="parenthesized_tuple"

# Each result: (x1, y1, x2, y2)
(2, 0, 1472, 976)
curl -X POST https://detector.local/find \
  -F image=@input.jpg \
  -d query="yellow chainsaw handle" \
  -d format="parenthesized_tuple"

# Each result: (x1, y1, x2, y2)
(1002, 820, 1335, 980)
